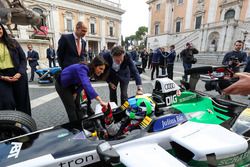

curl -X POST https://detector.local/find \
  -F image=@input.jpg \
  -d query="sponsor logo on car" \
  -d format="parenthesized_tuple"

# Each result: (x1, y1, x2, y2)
(58, 154, 97, 167)
(8, 142, 22, 159)
(217, 149, 250, 166)
(152, 114, 187, 132)
(164, 83, 175, 90)
(165, 95, 177, 106)
(178, 94, 196, 103)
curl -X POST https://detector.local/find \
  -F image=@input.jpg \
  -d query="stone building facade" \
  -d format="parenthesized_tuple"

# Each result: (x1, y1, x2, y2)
(11, 0, 124, 60)
(146, 0, 250, 54)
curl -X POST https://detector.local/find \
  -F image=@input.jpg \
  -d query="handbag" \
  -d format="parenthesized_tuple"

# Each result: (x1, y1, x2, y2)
(191, 57, 197, 64)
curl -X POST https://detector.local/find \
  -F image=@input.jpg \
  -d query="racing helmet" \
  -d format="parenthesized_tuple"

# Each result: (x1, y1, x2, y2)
(126, 95, 155, 120)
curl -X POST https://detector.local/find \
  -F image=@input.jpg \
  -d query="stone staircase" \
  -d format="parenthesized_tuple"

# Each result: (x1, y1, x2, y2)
(174, 30, 200, 54)
(194, 52, 225, 66)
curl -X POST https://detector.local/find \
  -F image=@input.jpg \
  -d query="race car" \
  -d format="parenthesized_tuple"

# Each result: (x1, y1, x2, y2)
(0, 66, 249, 167)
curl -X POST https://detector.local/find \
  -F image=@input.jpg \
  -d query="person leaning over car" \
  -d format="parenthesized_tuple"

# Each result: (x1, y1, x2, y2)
(55, 56, 108, 122)
(103, 46, 143, 105)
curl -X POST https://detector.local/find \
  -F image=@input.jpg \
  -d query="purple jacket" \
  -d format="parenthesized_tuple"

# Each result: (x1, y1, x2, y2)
(60, 64, 98, 100)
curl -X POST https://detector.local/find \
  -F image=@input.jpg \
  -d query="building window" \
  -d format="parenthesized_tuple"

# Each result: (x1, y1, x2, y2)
(90, 23, 95, 34)
(195, 16, 202, 29)
(109, 21, 115, 37)
(176, 21, 181, 33)
(66, 19, 73, 32)
(64, 12, 74, 32)
(224, 9, 235, 20)
(155, 24, 159, 35)
(156, 4, 160, 11)
(109, 26, 113, 37)
(89, 17, 96, 35)
(178, 0, 183, 4)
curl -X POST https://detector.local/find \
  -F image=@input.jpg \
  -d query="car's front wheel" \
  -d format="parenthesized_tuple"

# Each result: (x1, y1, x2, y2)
(0, 110, 37, 141)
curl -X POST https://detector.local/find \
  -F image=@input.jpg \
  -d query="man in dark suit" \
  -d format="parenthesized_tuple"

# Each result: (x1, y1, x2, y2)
(27, 44, 39, 82)
(103, 46, 143, 105)
(57, 21, 87, 69)
(46, 44, 56, 67)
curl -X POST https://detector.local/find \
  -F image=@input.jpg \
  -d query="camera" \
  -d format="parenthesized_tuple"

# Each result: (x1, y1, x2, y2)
(229, 56, 239, 68)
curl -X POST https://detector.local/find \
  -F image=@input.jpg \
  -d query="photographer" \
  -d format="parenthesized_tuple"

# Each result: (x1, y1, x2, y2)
(222, 40, 247, 72)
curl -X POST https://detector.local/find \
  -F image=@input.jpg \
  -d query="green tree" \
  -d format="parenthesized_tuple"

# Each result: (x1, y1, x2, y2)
(135, 26, 148, 41)
(123, 26, 148, 50)
(125, 35, 136, 50)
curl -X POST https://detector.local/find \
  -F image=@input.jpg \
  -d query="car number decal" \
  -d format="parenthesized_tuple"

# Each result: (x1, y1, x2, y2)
(8, 142, 22, 159)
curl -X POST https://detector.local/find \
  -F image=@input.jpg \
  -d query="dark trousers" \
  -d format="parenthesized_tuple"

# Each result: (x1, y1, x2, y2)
(148, 59, 152, 69)
(29, 65, 37, 81)
(183, 62, 192, 81)
(161, 67, 166, 75)
(0, 68, 31, 115)
(142, 58, 148, 72)
(55, 81, 79, 122)
(48, 58, 56, 68)
(167, 64, 174, 80)
(0, 79, 15, 111)
(109, 81, 128, 105)
(55, 81, 92, 122)
(151, 63, 159, 80)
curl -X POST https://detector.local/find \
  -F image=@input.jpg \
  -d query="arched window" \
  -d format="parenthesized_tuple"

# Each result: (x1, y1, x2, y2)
(224, 9, 235, 20)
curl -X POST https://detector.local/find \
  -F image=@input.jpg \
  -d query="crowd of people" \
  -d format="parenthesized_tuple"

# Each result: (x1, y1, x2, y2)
(1, 20, 250, 137)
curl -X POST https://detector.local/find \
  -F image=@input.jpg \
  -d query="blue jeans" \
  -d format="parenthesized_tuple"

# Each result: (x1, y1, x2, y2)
(183, 63, 192, 81)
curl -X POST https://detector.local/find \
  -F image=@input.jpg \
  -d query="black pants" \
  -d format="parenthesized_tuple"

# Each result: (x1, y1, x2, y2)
(55, 80, 92, 122)
(48, 58, 56, 68)
(151, 63, 159, 80)
(0, 68, 31, 115)
(142, 58, 148, 72)
(109, 81, 128, 105)
(167, 64, 174, 80)
(29, 65, 37, 81)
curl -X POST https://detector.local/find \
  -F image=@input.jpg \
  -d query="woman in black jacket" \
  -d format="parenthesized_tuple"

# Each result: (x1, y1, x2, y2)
(0, 23, 31, 115)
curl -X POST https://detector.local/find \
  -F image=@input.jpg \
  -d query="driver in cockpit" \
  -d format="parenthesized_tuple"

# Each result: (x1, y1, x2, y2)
(101, 95, 155, 138)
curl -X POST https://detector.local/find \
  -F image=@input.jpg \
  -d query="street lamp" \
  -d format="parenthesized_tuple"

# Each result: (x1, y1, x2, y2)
(243, 30, 248, 50)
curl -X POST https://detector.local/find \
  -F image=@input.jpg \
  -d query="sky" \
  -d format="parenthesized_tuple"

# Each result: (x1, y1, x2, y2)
(120, 0, 149, 38)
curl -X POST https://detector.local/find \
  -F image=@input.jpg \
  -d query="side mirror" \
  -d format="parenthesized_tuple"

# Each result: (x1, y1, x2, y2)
(96, 141, 120, 164)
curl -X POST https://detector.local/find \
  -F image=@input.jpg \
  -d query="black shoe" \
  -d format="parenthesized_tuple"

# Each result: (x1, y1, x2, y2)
(29, 80, 33, 82)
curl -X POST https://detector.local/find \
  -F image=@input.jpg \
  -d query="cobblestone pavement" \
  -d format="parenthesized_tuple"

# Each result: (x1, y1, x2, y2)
(28, 62, 249, 130)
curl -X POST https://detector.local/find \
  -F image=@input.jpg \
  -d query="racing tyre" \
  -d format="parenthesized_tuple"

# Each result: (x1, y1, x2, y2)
(0, 110, 37, 141)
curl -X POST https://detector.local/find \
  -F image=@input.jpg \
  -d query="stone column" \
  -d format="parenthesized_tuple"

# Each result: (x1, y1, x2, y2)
(185, 0, 193, 30)
(164, 1, 173, 33)
(50, 4, 60, 49)
(100, 16, 106, 50)
(207, 0, 218, 23)
(246, 0, 250, 20)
